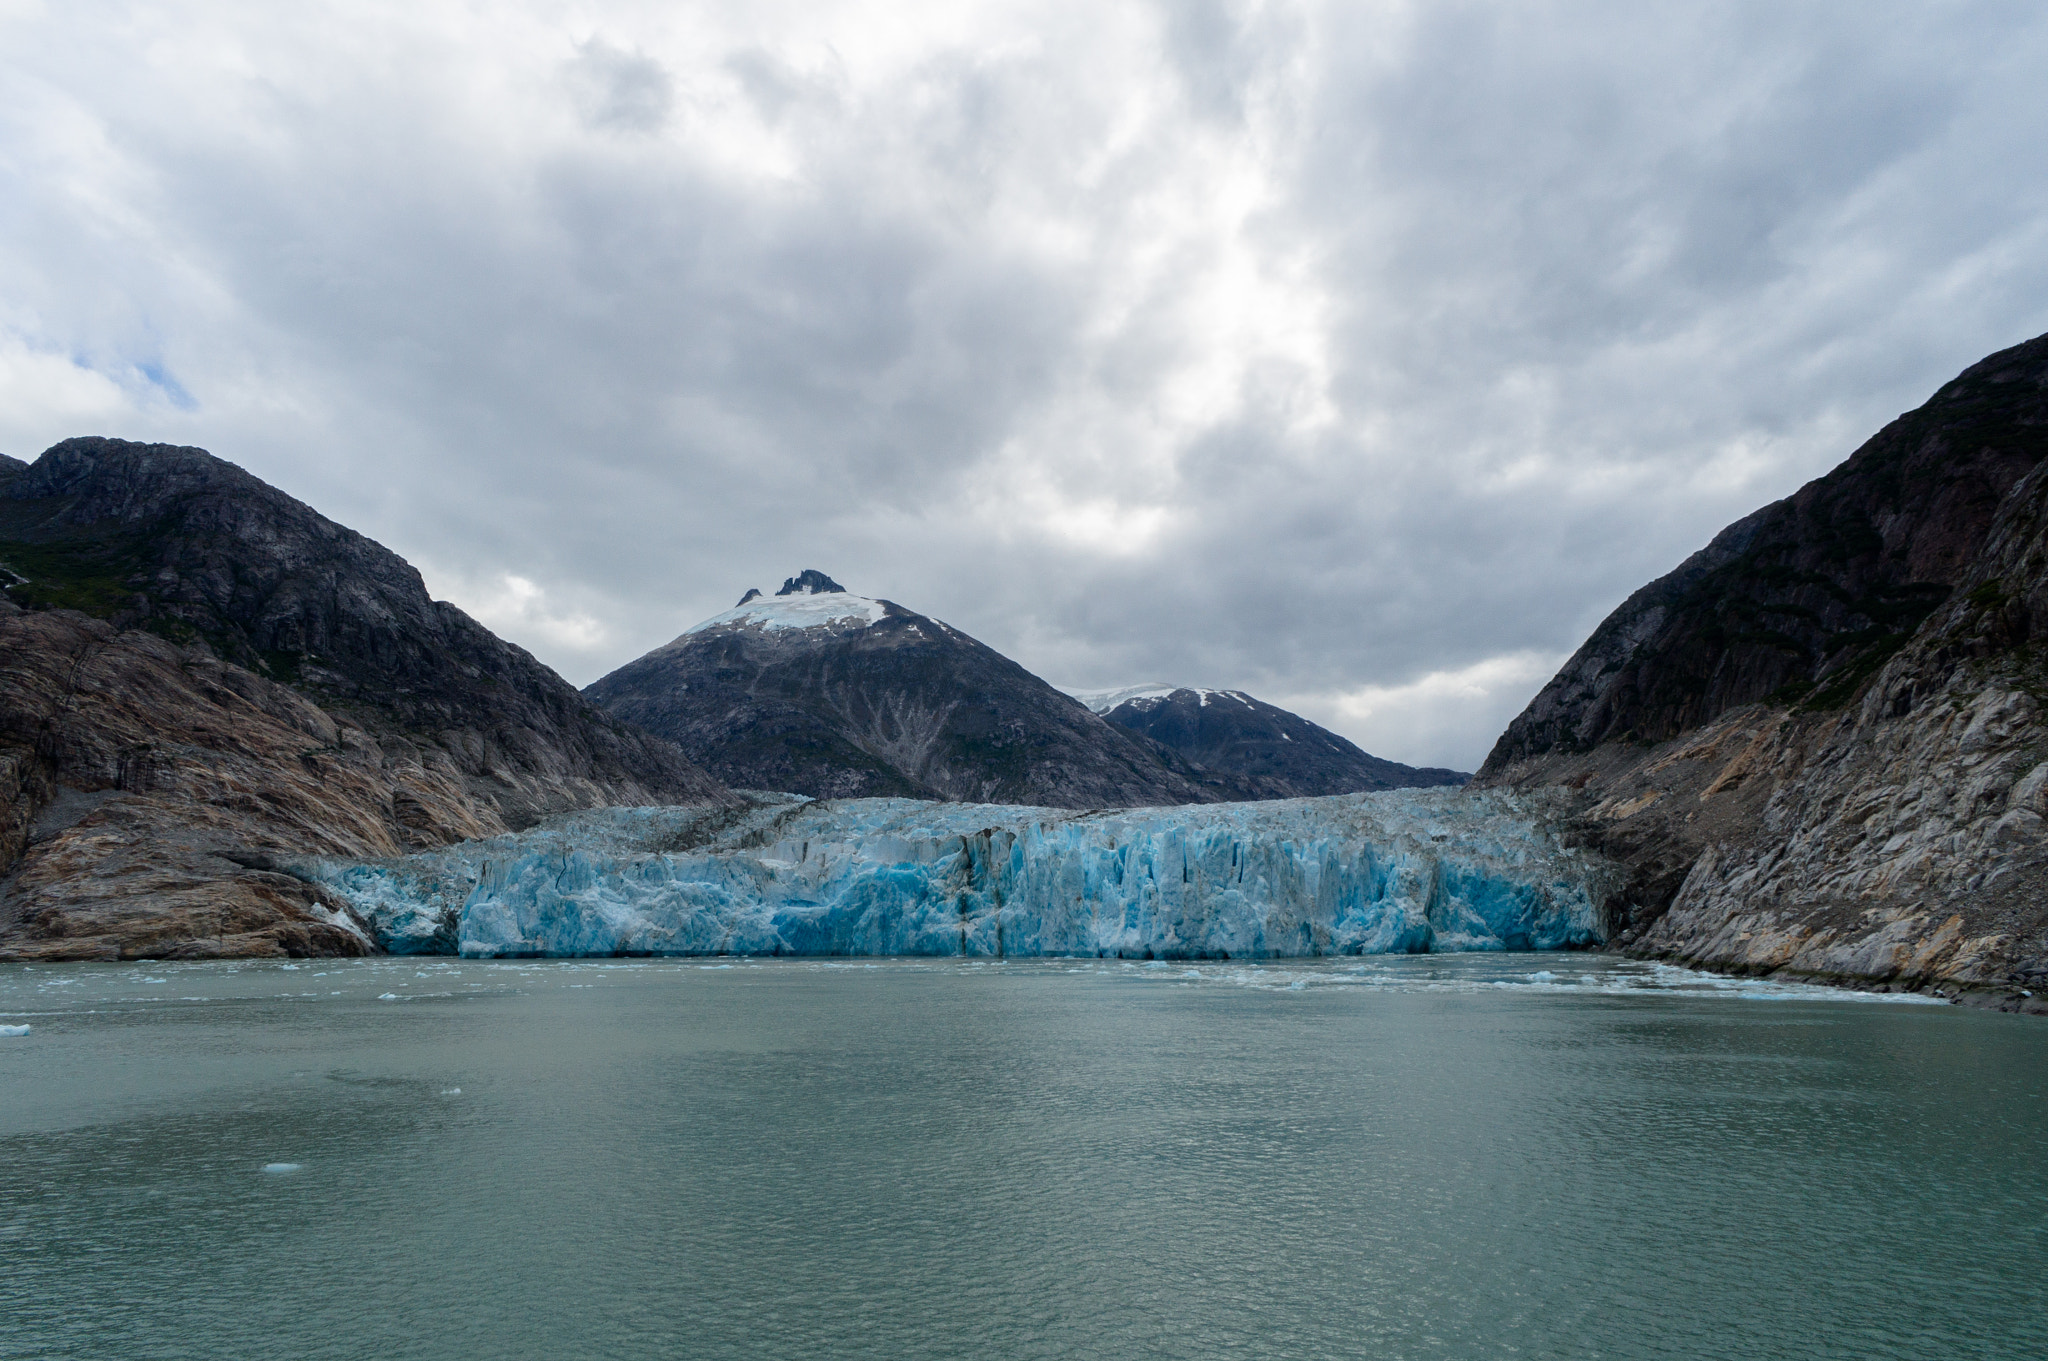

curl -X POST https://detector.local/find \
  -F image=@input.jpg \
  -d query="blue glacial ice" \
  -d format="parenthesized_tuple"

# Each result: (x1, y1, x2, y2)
(294, 790, 1617, 960)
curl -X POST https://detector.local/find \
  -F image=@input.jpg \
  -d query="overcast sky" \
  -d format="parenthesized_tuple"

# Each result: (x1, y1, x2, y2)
(4, 0, 2046, 770)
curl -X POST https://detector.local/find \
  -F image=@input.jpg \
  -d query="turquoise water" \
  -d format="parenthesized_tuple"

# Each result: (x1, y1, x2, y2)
(1, 955, 2042, 1359)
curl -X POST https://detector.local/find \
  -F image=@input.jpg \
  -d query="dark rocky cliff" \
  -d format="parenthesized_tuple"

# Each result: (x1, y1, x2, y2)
(1477, 333, 2048, 1010)
(1484, 335, 2048, 771)
(1084, 687, 1467, 798)
(587, 576, 1222, 807)
(0, 438, 725, 960)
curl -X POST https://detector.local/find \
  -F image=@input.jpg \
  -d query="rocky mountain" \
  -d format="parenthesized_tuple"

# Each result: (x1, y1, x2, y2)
(1071, 684, 1467, 797)
(1477, 332, 2048, 1011)
(0, 438, 725, 961)
(586, 572, 1222, 807)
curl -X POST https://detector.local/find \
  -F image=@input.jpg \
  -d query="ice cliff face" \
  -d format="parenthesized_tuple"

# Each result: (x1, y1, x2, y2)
(298, 790, 1614, 960)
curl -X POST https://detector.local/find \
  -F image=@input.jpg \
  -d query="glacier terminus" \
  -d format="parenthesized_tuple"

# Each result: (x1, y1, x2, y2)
(297, 791, 1618, 960)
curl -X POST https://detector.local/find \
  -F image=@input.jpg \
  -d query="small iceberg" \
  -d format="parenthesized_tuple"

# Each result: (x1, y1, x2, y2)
(0, 1024, 30, 1037)
(262, 1163, 303, 1174)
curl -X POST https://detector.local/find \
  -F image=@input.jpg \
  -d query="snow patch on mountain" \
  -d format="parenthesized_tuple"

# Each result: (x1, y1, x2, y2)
(682, 591, 888, 637)
(1067, 683, 1257, 714)
(1066, 683, 1178, 713)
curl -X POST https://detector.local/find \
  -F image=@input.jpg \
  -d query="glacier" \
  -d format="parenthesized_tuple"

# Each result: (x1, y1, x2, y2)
(293, 790, 1617, 960)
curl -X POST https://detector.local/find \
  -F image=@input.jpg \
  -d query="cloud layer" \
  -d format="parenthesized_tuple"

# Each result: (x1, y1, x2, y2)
(3, 0, 2045, 769)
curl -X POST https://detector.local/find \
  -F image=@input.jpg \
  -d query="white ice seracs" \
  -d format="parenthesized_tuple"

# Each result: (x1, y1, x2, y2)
(297, 790, 1615, 961)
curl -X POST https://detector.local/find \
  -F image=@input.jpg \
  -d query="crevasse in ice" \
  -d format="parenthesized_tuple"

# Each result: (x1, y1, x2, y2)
(295, 790, 1615, 959)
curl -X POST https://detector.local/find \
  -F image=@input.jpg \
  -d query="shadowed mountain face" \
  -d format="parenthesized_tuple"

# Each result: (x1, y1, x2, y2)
(1477, 333, 2048, 1009)
(1074, 686, 1467, 798)
(0, 438, 719, 820)
(1484, 335, 2048, 771)
(0, 438, 724, 961)
(586, 575, 1222, 807)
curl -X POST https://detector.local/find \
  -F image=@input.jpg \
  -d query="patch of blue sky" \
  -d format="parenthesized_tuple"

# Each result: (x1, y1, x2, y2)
(131, 359, 197, 410)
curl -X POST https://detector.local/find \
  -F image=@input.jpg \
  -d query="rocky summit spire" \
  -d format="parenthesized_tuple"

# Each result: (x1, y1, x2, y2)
(777, 569, 844, 596)
(735, 588, 763, 606)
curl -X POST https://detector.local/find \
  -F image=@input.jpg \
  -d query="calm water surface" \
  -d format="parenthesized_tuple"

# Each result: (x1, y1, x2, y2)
(1, 955, 2043, 1360)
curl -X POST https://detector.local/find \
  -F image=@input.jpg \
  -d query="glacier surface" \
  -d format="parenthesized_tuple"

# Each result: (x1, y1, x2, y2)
(295, 791, 1615, 960)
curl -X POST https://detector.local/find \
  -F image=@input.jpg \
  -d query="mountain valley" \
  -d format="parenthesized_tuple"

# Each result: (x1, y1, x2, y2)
(6, 331, 2048, 1006)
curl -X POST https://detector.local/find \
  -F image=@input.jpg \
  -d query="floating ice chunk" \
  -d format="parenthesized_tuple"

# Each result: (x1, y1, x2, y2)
(378, 993, 399, 1000)
(262, 1163, 302, 1174)
(439, 1087, 462, 1096)
(0, 1024, 30, 1036)
(307, 900, 374, 947)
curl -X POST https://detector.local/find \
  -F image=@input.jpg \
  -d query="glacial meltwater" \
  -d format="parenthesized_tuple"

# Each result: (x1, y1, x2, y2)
(2, 956, 2043, 1360)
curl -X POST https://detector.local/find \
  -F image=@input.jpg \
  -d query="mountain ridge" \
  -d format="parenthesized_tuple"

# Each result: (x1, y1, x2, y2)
(1476, 331, 2048, 1011)
(1, 437, 726, 961)
(1072, 684, 1468, 797)
(586, 580, 1231, 807)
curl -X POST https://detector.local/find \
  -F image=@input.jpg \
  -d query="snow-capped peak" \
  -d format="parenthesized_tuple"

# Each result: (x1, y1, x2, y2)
(684, 572, 884, 636)
(1063, 684, 1257, 714)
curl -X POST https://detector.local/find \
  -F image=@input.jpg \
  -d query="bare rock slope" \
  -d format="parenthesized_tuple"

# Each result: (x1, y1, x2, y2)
(1477, 333, 2048, 1010)
(0, 439, 725, 960)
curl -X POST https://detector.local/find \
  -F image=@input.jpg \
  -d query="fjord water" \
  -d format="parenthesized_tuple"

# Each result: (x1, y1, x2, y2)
(2, 958, 2042, 1360)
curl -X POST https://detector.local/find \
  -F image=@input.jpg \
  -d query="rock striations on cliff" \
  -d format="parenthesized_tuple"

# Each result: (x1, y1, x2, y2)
(0, 438, 726, 961)
(1477, 332, 2048, 1010)
(586, 572, 1223, 807)
(1072, 684, 1468, 798)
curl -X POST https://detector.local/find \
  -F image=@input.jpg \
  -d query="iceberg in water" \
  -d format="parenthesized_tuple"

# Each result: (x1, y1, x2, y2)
(294, 790, 1616, 960)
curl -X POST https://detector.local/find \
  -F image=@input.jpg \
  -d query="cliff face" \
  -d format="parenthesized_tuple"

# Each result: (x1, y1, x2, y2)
(587, 576, 1221, 808)
(1486, 336, 2048, 769)
(1477, 334, 2048, 1011)
(2, 439, 718, 824)
(0, 439, 725, 960)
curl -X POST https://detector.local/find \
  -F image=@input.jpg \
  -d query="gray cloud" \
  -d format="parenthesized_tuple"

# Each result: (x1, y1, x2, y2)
(567, 39, 676, 133)
(2, 0, 2045, 770)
